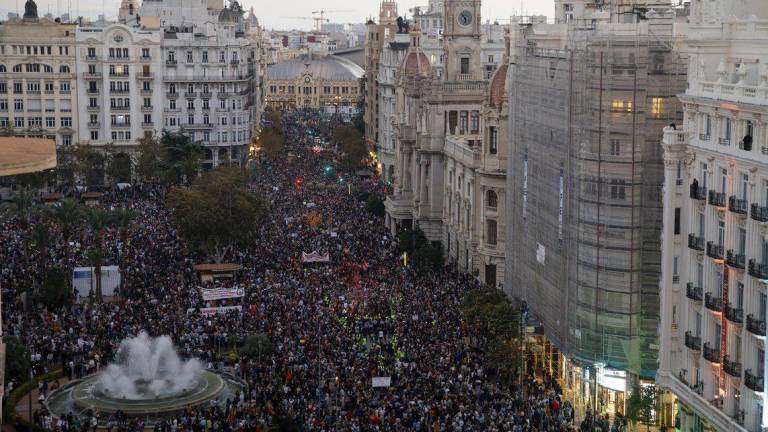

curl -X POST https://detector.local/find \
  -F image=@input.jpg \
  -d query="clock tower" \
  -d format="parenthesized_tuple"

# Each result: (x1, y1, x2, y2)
(443, 0, 482, 81)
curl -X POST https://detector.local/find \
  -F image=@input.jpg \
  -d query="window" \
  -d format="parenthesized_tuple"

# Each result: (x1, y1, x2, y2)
(460, 57, 470, 75)
(487, 55, 494, 63)
(187, 99, 194, 109)
(188, 114, 194, 125)
(13, 82, 22, 94)
(651, 97, 664, 118)
(61, 117, 71, 127)
(486, 220, 497, 245)
(610, 179, 626, 200)
(470, 111, 479, 134)
(674, 208, 680, 235)
(61, 135, 71, 146)
(0, 100, 6, 111)
(14, 117, 23, 127)
(28, 117, 42, 127)
(186, 51, 193, 63)
(202, 51, 208, 63)
(486, 190, 498, 209)
(610, 139, 620, 156)
(59, 65, 70, 73)
(489, 126, 498, 154)
(89, 97, 97, 108)
(60, 81, 70, 93)
(13, 99, 23, 111)
(91, 131, 98, 140)
(169, 100, 176, 110)
(203, 99, 210, 109)
(459, 111, 468, 134)
(144, 114, 152, 124)
(141, 48, 150, 58)
(45, 117, 55, 127)
(611, 100, 632, 112)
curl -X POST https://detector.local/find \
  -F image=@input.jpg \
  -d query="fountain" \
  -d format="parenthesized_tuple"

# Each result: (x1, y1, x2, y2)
(45, 332, 245, 424)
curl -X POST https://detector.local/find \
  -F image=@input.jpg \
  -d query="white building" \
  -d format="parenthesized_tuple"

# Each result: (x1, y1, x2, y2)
(75, 21, 163, 151)
(657, 1, 768, 431)
(377, 32, 410, 184)
(0, 4, 78, 147)
(139, 0, 260, 168)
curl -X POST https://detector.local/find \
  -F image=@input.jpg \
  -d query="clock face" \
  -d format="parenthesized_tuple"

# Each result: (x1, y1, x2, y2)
(458, 10, 473, 27)
(304, 77, 311, 83)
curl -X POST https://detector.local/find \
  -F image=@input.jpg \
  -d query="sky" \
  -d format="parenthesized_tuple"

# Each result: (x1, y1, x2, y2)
(1, 0, 554, 30)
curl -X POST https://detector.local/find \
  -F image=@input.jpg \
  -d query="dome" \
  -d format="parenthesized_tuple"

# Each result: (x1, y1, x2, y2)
(267, 55, 364, 82)
(488, 64, 509, 108)
(400, 51, 430, 77)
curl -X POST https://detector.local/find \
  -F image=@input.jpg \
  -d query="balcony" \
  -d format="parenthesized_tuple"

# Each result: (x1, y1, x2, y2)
(746, 314, 767, 336)
(726, 250, 746, 270)
(87, 105, 100, 112)
(688, 234, 704, 252)
(684, 331, 701, 351)
(83, 71, 102, 79)
(706, 242, 724, 260)
(752, 203, 768, 222)
(86, 88, 100, 95)
(136, 73, 154, 80)
(109, 72, 129, 78)
(107, 56, 130, 61)
(699, 133, 711, 141)
(87, 122, 100, 128)
(166, 92, 179, 98)
(141, 105, 154, 112)
(230, 59, 240, 65)
(705, 292, 722, 312)
(200, 92, 212, 99)
(718, 137, 731, 146)
(185, 91, 197, 98)
(748, 259, 768, 280)
(725, 304, 744, 324)
(140, 55, 152, 62)
(85, 55, 99, 61)
(110, 105, 130, 112)
(690, 184, 706, 200)
(166, 59, 178, 66)
(729, 196, 748, 215)
(109, 89, 130, 95)
(141, 122, 154, 128)
(686, 283, 703, 302)
(723, 356, 742, 378)
(110, 122, 131, 129)
(745, 370, 764, 392)
(708, 190, 726, 207)
(140, 89, 153, 96)
(703, 342, 720, 363)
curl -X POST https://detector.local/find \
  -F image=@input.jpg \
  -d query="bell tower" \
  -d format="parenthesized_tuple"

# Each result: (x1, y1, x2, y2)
(443, 0, 482, 81)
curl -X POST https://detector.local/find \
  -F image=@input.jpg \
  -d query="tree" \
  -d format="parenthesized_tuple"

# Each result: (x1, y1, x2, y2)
(365, 195, 385, 217)
(160, 130, 202, 184)
(461, 287, 521, 377)
(136, 135, 163, 183)
(255, 127, 285, 160)
(626, 384, 659, 431)
(72, 146, 106, 187)
(85, 208, 114, 301)
(111, 208, 136, 296)
(396, 228, 428, 254)
(47, 198, 83, 293)
(39, 265, 71, 309)
(30, 222, 51, 275)
(240, 333, 275, 360)
(10, 187, 35, 230)
(4, 336, 30, 385)
(166, 167, 269, 263)
(411, 243, 444, 273)
(108, 152, 133, 183)
(332, 125, 367, 170)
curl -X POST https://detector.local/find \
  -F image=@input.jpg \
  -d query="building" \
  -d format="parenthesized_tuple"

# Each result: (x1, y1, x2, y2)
(138, 0, 261, 168)
(504, 1, 686, 421)
(0, 1, 78, 147)
(364, 1, 398, 151)
(74, 17, 163, 157)
(377, 31, 411, 183)
(657, 1, 768, 431)
(264, 55, 363, 115)
(383, 0, 510, 288)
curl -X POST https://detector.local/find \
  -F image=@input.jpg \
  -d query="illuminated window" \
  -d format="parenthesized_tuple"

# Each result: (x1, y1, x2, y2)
(652, 97, 664, 117)
(611, 100, 632, 112)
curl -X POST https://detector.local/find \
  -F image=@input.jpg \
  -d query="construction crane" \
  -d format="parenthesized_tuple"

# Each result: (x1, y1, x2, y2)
(280, 15, 330, 31)
(311, 9, 353, 31)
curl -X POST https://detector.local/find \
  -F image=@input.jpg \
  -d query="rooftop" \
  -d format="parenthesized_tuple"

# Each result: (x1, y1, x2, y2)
(267, 55, 364, 82)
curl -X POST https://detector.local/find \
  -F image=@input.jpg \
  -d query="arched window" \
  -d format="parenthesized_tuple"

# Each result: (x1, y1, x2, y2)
(0, 65, 6, 72)
(59, 65, 70, 73)
(13, 64, 22, 72)
(204, 148, 213, 160)
(43, 64, 53, 73)
(486, 219, 498, 246)
(486, 190, 498, 209)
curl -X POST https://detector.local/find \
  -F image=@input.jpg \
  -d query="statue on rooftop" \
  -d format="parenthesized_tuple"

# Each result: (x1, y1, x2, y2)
(23, 0, 39, 20)
(396, 16, 410, 34)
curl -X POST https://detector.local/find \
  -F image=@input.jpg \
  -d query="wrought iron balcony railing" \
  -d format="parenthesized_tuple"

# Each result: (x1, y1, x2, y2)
(746, 314, 767, 336)
(745, 369, 764, 392)
(688, 234, 704, 251)
(751, 203, 768, 222)
(726, 250, 746, 269)
(686, 283, 703, 302)
(709, 190, 726, 207)
(723, 356, 742, 378)
(705, 292, 722, 312)
(703, 342, 720, 363)
(729, 196, 748, 215)
(748, 259, 768, 280)
(706, 241, 724, 260)
(684, 331, 701, 351)
(725, 303, 744, 324)
(690, 184, 706, 200)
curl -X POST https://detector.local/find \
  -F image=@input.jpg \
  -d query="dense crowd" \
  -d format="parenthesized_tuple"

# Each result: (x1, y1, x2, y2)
(0, 109, 598, 431)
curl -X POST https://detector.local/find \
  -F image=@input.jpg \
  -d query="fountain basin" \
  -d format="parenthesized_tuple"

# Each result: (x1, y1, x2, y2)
(45, 371, 245, 422)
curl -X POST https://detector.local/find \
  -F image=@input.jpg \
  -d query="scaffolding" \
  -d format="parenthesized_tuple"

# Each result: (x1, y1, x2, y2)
(506, 7, 687, 378)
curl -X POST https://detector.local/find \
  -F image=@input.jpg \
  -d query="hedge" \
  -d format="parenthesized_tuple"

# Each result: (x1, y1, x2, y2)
(3, 369, 63, 430)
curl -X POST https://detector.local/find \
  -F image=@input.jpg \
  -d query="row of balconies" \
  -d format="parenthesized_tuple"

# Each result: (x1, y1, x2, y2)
(691, 184, 768, 221)
(687, 283, 765, 335)
(688, 234, 768, 278)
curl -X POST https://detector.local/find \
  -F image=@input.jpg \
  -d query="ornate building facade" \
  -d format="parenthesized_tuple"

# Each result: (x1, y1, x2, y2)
(384, 0, 508, 288)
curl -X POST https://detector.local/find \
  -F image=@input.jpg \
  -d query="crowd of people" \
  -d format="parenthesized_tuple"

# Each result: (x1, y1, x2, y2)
(0, 109, 594, 431)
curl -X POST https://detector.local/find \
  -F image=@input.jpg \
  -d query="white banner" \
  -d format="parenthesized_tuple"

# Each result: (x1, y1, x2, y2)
(302, 251, 330, 263)
(201, 287, 245, 301)
(371, 376, 391, 388)
(73, 266, 121, 298)
(188, 305, 242, 316)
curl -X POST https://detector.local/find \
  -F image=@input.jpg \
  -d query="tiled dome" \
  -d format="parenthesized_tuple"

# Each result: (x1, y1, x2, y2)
(488, 64, 509, 108)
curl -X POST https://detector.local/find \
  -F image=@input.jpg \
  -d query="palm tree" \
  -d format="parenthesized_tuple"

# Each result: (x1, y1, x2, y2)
(48, 198, 83, 292)
(160, 130, 202, 184)
(10, 187, 35, 230)
(111, 208, 136, 297)
(85, 208, 113, 301)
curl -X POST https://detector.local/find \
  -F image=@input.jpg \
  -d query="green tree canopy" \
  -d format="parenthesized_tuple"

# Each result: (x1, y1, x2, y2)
(461, 287, 521, 377)
(365, 195, 385, 217)
(160, 130, 202, 184)
(166, 167, 269, 263)
(39, 265, 71, 310)
(332, 125, 367, 170)
(136, 135, 163, 183)
(4, 336, 30, 384)
(240, 333, 275, 360)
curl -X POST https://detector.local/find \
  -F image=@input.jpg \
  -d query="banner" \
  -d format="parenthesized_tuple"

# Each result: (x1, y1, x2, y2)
(201, 287, 245, 301)
(302, 251, 330, 263)
(188, 305, 242, 316)
(371, 377, 391, 388)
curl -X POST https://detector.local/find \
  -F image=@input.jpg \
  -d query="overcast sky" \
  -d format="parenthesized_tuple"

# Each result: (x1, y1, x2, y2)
(2, 0, 554, 30)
